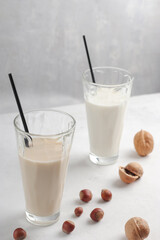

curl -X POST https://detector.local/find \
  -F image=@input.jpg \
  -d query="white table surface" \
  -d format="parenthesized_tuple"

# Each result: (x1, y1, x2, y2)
(0, 93, 160, 240)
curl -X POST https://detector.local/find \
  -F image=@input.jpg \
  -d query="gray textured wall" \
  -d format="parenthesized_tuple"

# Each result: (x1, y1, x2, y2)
(1, 0, 160, 113)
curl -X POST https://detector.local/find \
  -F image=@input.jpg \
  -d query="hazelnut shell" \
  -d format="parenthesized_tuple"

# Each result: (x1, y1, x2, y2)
(101, 189, 112, 201)
(125, 217, 150, 240)
(13, 228, 27, 240)
(90, 208, 104, 222)
(62, 220, 75, 234)
(74, 207, 83, 217)
(79, 189, 92, 202)
(134, 130, 154, 156)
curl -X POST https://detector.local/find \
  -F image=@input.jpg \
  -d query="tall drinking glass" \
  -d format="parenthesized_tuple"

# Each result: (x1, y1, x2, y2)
(83, 67, 133, 166)
(14, 109, 76, 226)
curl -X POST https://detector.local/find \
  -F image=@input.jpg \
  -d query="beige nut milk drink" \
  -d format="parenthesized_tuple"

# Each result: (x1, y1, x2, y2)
(19, 138, 68, 217)
(14, 110, 75, 226)
(83, 67, 133, 165)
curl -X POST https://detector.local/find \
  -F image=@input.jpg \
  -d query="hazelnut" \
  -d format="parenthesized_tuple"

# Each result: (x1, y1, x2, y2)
(62, 220, 75, 234)
(90, 208, 104, 222)
(134, 130, 154, 156)
(119, 162, 143, 184)
(101, 189, 112, 201)
(79, 189, 92, 202)
(74, 207, 83, 217)
(125, 217, 150, 240)
(13, 228, 26, 240)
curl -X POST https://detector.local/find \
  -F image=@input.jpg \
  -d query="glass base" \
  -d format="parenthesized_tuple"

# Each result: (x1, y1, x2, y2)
(89, 152, 118, 166)
(26, 211, 60, 226)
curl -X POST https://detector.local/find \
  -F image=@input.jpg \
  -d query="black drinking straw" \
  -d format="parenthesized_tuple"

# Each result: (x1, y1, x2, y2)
(83, 35, 96, 83)
(8, 73, 31, 147)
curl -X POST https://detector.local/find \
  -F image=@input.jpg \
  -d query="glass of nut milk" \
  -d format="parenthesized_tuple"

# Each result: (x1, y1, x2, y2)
(14, 110, 76, 225)
(83, 67, 133, 165)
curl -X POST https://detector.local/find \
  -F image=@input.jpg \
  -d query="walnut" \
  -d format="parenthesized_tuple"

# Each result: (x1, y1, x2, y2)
(134, 130, 154, 156)
(125, 217, 150, 240)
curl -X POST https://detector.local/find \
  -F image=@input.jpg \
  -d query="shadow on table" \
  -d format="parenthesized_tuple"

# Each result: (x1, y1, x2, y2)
(86, 218, 99, 225)
(57, 231, 72, 238)
(69, 152, 115, 171)
(69, 152, 116, 185)
(2, 211, 51, 239)
(2, 212, 26, 239)
(124, 149, 142, 160)
(2, 212, 24, 227)
(111, 179, 129, 189)
(70, 153, 93, 168)
(119, 235, 126, 240)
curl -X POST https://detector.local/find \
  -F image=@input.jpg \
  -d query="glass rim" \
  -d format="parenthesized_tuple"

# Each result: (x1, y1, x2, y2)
(83, 66, 134, 88)
(14, 109, 76, 138)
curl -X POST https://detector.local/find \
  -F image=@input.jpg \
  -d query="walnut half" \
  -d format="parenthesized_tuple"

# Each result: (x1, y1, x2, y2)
(119, 162, 143, 184)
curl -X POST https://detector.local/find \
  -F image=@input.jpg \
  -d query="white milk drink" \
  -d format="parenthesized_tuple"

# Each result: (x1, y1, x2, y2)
(19, 138, 68, 217)
(85, 88, 127, 158)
